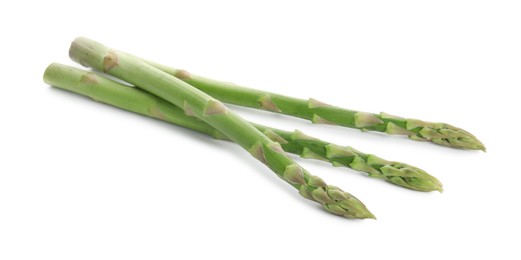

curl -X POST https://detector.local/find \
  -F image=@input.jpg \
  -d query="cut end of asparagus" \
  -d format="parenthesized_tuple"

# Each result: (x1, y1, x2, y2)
(405, 119, 485, 151)
(69, 37, 112, 71)
(43, 62, 61, 85)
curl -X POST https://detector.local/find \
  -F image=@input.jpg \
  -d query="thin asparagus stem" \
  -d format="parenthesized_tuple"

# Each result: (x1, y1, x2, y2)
(44, 63, 442, 192)
(144, 60, 485, 151)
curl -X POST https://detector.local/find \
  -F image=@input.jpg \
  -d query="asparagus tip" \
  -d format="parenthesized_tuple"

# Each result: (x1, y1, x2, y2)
(376, 159, 443, 192)
(365, 211, 377, 220)
(406, 120, 485, 151)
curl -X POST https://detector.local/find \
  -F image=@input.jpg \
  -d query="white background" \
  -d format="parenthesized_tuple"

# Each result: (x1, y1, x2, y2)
(1, 0, 520, 259)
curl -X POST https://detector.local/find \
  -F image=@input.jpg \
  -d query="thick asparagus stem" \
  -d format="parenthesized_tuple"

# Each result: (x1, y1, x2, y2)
(44, 63, 443, 192)
(145, 60, 485, 151)
(68, 37, 375, 219)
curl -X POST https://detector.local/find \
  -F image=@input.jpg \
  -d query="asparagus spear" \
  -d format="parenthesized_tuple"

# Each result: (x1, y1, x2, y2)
(144, 60, 485, 151)
(68, 37, 375, 219)
(44, 63, 443, 192)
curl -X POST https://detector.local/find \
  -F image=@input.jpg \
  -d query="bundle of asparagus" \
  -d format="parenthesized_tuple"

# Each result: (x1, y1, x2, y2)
(43, 37, 483, 220)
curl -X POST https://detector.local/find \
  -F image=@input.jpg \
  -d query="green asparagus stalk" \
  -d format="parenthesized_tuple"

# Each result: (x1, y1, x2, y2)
(44, 63, 443, 192)
(144, 60, 485, 151)
(68, 37, 375, 219)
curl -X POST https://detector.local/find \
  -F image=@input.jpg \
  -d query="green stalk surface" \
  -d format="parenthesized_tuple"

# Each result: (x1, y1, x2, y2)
(44, 63, 442, 192)
(145, 61, 485, 151)
(67, 37, 375, 219)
